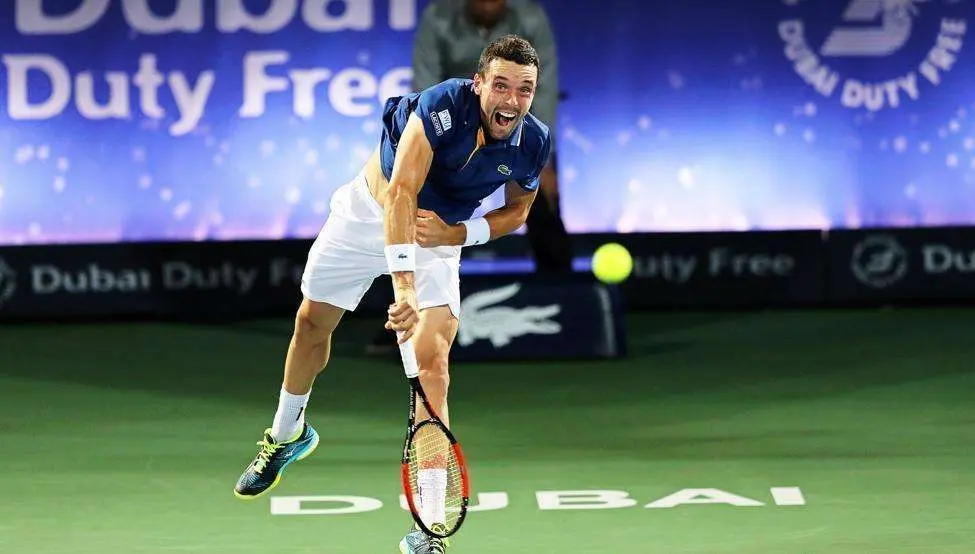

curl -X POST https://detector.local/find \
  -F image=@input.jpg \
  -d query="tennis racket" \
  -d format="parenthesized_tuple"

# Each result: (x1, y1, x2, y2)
(397, 337, 470, 539)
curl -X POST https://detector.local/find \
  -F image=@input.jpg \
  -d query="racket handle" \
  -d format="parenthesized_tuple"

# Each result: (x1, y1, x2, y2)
(397, 334, 420, 378)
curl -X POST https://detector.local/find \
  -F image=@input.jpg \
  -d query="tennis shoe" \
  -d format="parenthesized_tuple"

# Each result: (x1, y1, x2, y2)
(398, 523, 451, 553)
(233, 423, 319, 499)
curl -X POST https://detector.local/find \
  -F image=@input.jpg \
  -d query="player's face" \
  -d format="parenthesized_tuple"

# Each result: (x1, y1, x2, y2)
(473, 58, 537, 141)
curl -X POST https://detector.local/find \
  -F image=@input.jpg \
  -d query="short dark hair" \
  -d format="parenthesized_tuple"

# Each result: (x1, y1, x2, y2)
(476, 34, 540, 74)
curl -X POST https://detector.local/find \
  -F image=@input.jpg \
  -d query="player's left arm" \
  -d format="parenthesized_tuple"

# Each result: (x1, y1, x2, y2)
(487, 180, 538, 237)
(468, 132, 553, 243)
(417, 134, 552, 247)
(416, 181, 537, 247)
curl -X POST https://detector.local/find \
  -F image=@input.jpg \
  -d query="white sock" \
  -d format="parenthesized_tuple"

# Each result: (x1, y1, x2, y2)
(270, 387, 310, 443)
(418, 468, 448, 526)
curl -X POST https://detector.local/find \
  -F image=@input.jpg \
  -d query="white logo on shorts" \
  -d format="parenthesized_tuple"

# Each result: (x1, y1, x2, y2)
(777, 0, 969, 112)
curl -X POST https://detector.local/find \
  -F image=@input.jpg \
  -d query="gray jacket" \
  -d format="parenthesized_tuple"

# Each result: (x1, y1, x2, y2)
(412, 0, 559, 132)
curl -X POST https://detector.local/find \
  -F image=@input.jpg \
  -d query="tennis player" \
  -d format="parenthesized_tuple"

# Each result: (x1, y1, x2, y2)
(232, 34, 551, 553)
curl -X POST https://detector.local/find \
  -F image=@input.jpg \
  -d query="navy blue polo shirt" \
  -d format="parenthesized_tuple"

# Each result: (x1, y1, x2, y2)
(379, 78, 552, 224)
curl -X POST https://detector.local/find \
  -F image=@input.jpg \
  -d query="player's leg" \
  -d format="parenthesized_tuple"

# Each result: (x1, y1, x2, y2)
(413, 305, 457, 425)
(274, 298, 345, 437)
(400, 306, 458, 552)
(415, 305, 458, 527)
(272, 297, 345, 440)
(400, 246, 461, 553)
(234, 175, 383, 500)
(233, 299, 344, 499)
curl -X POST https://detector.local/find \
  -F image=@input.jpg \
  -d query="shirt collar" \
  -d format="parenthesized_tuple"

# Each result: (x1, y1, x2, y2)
(507, 120, 524, 148)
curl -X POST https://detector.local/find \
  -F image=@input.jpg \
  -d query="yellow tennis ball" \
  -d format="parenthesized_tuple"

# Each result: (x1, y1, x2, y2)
(591, 242, 633, 284)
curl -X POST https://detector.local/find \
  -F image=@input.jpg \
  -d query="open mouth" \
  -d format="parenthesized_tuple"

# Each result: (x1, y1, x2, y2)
(494, 110, 517, 129)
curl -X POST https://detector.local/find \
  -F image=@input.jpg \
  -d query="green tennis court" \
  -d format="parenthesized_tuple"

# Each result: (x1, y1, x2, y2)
(2, 308, 973, 553)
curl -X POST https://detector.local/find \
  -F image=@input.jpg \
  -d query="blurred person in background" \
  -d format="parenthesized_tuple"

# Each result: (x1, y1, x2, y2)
(412, 0, 572, 276)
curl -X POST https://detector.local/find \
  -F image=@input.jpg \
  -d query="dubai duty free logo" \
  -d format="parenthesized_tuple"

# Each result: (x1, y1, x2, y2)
(850, 234, 908, 289)
(778, 0, 969, 112)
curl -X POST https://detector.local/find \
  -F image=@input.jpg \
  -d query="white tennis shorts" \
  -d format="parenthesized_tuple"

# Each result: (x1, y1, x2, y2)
(300, 174, 462, 318)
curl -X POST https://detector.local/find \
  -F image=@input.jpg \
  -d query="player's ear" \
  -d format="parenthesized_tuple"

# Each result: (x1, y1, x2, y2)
(472, 72, 483, 95)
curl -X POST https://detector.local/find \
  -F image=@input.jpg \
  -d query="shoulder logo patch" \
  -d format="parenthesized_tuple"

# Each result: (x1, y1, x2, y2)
(437, 109, 452, 132)
(430, 111, 443, 136)
(497, 164, 512, 176)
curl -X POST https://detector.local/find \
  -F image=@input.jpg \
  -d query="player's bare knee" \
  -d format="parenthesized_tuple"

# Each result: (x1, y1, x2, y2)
(292, 302, 340, 368)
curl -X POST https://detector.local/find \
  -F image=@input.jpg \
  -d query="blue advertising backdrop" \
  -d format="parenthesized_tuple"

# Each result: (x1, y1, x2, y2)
(0, 0, 971, 245)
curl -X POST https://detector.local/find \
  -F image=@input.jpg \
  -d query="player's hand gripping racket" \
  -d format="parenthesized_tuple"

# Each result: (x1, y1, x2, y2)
(397, 336, 470, 539)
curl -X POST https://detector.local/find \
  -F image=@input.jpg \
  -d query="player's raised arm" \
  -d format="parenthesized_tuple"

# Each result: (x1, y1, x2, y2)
(383, 111, 434, 343)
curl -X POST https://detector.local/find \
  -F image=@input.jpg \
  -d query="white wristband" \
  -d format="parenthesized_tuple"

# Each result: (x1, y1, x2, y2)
(384, 244, 416, 273)
(461, 217, 490, 247)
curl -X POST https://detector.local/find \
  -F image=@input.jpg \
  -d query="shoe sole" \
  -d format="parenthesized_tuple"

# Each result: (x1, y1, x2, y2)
(232, 431, 320, 501)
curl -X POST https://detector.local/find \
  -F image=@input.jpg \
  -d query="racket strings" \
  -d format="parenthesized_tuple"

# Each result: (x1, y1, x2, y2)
(408, 423, 464, 531)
